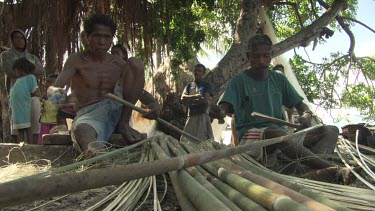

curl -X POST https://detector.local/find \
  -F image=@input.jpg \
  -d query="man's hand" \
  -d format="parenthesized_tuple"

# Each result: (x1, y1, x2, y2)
(299, 112, 312, 129)
(142, 101, 161, 120)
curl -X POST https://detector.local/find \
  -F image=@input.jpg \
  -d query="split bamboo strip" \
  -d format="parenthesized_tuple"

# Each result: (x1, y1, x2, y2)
(336, 146, 375, 190)
(166, 139, 266, 211)
(0, 127, 322, 207)
(151, 141, 231, 211)
(165, 140, 244, 211)
(344, 139, 375, 154)
(208, 142, 352, 211)
(106, 93, 202, 143)
(339, 138, 375, 180)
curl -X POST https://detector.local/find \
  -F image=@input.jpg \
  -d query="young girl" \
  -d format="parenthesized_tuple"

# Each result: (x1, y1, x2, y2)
(38, 86, 74, 144)
(10, 58, 40, 144)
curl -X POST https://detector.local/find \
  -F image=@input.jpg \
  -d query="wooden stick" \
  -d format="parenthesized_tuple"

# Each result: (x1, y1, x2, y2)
(105, 93, 202, 143)
(251, 112, 300, 128)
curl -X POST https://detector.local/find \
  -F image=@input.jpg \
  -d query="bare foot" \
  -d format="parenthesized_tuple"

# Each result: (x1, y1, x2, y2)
(339, 166, 361, 185)
(76, 139, 106, 158)
(302, 167, 338, 182)
(117, 124, 147, 144)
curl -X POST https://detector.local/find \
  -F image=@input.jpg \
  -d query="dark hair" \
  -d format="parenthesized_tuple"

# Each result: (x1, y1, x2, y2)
(273, 64, 284, 73)
(13, 58, 35, 74)
(195, 64, 206, 73)
(111, 44, 128, 60)
(84, 14, 117, 36)
(248, 34, 273, 52)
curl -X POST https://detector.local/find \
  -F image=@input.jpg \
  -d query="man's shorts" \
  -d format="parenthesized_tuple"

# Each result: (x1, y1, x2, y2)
(71, 86, 123, 150)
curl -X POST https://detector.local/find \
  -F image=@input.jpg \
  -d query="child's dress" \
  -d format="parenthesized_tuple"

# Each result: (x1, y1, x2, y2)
(38, 92, 65, 144)
(10, 74, 38, 130)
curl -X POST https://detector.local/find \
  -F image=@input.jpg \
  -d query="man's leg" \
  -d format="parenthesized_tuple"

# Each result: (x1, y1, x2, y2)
(73, 123, 104, 158)
(303, 125, 339, 155)
(117, 59, 146, 144)
(264, 127, 334, 169)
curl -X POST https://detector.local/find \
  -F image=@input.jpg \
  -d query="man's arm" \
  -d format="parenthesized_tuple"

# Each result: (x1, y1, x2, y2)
(139, 90, 161, 119)
(181, 84, 202, 105)
(54, 55, 77, 88)
(294, 101, 312, 129)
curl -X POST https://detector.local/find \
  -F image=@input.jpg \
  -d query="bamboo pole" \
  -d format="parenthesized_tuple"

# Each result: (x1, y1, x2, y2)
(215, 147, 352, 211)
(0, 129, 307, 208)
(166, 140, 266, 211)
(10, 134, 154, 183)
(181, 142, 310, 211)
(165, 140, 243, 211)
(157, 141, 198, 211)
(203, 141, 335, 210)
(151, 141, 231, 211)
(215, 158, 334, 211)
(105, 93, 203, 143)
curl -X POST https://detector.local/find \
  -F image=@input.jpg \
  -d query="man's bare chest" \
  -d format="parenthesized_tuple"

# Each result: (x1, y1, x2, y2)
(74, 63, 122, 86)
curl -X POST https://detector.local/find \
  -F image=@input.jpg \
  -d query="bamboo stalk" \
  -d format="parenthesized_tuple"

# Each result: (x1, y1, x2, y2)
(166, 139, 266, 211)
(217, 167, 311, 211)
(157, 141, 198, 211)
(216, 159, 334, 210)
(106, 93, 202, 143)
(208, 141, 352, 211)
(165, 140, 243, 211)
(194, 145, 337, 211)
(156, 148, 197, 211)
(151, 141, 231, 211)
(228, 151, 352, 211)
(181, 142, 311, 211)
(11, 135, 153, 183)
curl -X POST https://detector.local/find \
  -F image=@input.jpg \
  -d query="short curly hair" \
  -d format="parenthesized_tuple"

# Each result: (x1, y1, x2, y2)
(12, 58, 35, 74)
(84, 14, 117, 36)
(248, 34, 273, 52)
(195, 64, 206, 74)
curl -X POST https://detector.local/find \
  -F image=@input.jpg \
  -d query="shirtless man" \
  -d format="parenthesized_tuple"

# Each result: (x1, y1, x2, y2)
(54, 14, 159, 157)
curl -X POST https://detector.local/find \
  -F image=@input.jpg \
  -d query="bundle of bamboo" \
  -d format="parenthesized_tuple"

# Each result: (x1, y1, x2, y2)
(1, 133, 375, 210)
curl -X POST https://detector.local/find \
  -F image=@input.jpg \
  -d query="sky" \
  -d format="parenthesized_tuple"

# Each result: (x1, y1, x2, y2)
(199, 0, 375, 129)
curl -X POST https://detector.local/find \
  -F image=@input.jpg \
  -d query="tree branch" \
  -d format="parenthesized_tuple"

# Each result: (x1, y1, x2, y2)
(340, 16, 375, 34)
(272, 0, 348, 57)
(316, 0, 356, 59)
(273, 2, 304, 28)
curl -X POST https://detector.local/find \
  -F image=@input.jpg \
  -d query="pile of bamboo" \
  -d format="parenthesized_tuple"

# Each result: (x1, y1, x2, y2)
(1, 133, 375, 210)
(150, 136, 361, 211)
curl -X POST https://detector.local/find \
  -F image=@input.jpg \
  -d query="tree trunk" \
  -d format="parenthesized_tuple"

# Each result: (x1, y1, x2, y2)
(0, 75, 10, 142)
(139, 0, 347, 137)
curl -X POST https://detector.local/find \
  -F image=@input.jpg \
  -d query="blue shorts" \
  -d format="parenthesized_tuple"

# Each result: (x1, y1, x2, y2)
(71, 86, 123, 148)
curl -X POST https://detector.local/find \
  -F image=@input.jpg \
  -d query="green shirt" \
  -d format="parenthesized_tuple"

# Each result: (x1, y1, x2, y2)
(220, 70, 303, 140)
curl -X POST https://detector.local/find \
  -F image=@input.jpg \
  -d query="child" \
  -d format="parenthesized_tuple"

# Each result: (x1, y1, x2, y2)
(10, 58, 40, 144)
(38, 86, 74, 144)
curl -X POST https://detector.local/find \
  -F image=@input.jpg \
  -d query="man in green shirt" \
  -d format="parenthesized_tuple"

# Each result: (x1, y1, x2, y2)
(218, 34, 352, 182)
